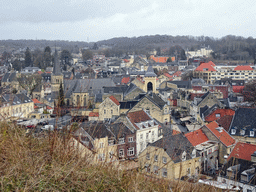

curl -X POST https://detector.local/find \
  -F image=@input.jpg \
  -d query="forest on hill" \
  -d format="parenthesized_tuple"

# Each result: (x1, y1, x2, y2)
(1, 34, 256, 61)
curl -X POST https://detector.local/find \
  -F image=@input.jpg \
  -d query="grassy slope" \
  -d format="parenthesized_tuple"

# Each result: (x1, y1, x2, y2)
(0, 122, 219, 191)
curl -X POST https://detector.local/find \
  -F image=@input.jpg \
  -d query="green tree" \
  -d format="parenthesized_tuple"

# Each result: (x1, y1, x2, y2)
(60, 50, 72, 65)
(24, 47, 32, 67)
(167, 57, 172, 63)
(58, 81, 65, 106)
(82, 49, 93, 61)
(92, 43, 98, 50)
(44, 46, 52, 69)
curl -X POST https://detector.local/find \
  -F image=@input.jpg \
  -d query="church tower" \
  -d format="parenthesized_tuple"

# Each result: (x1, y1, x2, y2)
(51, 49, 63, 93)
(144, 65, 157, 93)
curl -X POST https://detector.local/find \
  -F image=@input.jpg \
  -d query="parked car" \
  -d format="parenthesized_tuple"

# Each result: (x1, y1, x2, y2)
(41, 125, 54, 131)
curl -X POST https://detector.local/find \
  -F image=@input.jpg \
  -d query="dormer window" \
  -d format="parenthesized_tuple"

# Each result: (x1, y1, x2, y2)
(192, 149, 196, 158)
(240, 129, 245, 136)
(250, 130, 255, 137)
(231, 129, 236, 135)
(182, 151, 186, 161)
(118, 138, 125, 144)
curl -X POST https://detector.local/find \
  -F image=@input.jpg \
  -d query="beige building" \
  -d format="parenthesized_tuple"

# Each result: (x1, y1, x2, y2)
(0, 94, 34, 121)
(99, 96, 120, 121)
(139, 134, 200, 180)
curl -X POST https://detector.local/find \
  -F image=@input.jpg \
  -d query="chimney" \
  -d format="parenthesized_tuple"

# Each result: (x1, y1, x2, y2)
(251, 151, 256, 162)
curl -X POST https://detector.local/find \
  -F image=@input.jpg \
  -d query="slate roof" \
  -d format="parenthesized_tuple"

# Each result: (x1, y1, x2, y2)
(53, 49, 62, 75)
(216, 115, 234, 132)
(227, 142, 256, 161)
(196, 91, 211, 106)
(108, 122, 134, 139)
(137, 93, 166, 110)
(79, 122, 113, 139)
(168, 80, 192, 89)
(64, 78, 115, 98)
(145, 65, 157, 77)
(229, 108, 256, 137)
(2, 72, 17, 82)
(149, 134, 198, 163)
(185, 129, 209, 146)
(123, 83, 144, 97)
(1, 94, 32, 106)
(63, 71, 72, 79)
(103, 85, 128, 94)
(191, 78, 206, 86)
(119, 101, 138, 109)
(205, 121, 235, 147)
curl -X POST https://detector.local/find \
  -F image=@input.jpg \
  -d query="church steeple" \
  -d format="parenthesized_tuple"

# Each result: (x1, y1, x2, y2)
(53, 48, 61, 75)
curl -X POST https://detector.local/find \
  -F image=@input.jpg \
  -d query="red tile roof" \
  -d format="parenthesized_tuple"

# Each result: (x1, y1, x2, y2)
(216, 115, 234, 132)
(46, 106, 53, 110)
(228, 142, 256, 161)
(234, 65, 253, 71)
(150, 56, 169, 63)
(127, 110, 152, 130)
(172, 130, 180, 135)
(89, 112, 99, 117)
(185, 129, 209, 146)
(37, 71, 43, 74)
(32, 98, 42, 104)
(195, 61, 216, 72)
(205, 121, 235, 147)
(173, 71, 182, 77)
(233, 86, 245, 93)
(121, 77, 130, 84)
(164, 73, 172, 78)
(109, 96, 120, 106)
(205, 109, 235, 122)
(123, 59, 129, 63)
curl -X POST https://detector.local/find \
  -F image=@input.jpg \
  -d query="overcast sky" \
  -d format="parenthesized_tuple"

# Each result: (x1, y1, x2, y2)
(0, 0, 255, 42)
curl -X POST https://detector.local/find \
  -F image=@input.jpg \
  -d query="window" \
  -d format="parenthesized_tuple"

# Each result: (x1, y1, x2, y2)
(152, 131, 154, 136)
(140, 134, 143, 140)
(182, 151, 186, 161)
(111, 109, 113, 114)
(99, 142, 104, 148)
(231, 129, 236, 135)
(192, 149, 196, 158)
(128, 147, 134, 156)
(118, 138, 125, 144)
(162, 157, 167, 164)
(104, 109, 106, 114)
(240, 129, 245, 135)
(250, 131, 254, 137)
(208, 148, 212, 154)
(162, 168, 167, 177)
(98, 153, 105, 161)
(146, 108, 150, 114)
(140, 143, 143, 151)
(109, 151, 114, 159)
(187, 168, 191, 175)
(146, 133, 149, 140)
(128, 137, 133, 142)
(146, 153, 150, 160)
(154, 155, 158, 162)
(215, 113, 220, 118)
(145, 164, 150, 173)
(153, 166, 159, 175)
(108, 140, 114, 146)
(119, 149, 124, 157)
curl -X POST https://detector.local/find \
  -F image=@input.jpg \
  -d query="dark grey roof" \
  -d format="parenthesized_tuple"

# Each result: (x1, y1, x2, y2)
(123, 83, 145, 97)
(229, 108, 256, 137)
(191, 78, 206, 86)
(135, 93, 166, 110)
(202, 104, 220, 119)
(145, 65, 157, 77)
(108, 122, 134, 139)
(79, 122, 113, 139)
(196, 91, 210, 106)
(168, 80, 192, 89)
(64, 78, 116, 98)
(103, 85, 128, 94)
(149, 134, 197, 163)
(2, 72, 17, 82)
(2, 93, 32, 105)
(95, 93, 102, 103)
(63, 71, 72, 79)
(120, 101, 138, 109)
